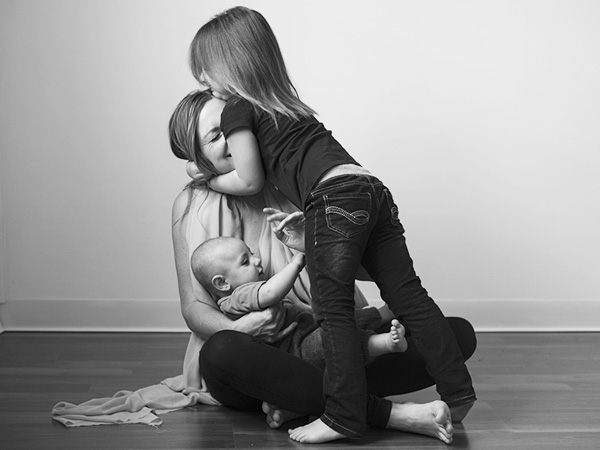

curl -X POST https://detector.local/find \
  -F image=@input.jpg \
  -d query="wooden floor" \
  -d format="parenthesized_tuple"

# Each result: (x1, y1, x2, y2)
(0, 332, 599, 450)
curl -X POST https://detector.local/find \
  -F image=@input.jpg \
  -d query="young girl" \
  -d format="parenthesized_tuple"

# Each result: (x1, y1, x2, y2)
(189, 7, 476, 443)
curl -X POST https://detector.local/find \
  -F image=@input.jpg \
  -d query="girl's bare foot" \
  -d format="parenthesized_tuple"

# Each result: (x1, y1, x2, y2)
(262, 402, 304, 429)
(288, 418, 346, 443)
(368, 319, 408, 357)
(386, 400, 453, 444)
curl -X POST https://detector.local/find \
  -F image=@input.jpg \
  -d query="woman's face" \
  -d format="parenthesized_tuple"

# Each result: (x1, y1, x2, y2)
(198, 97, 234, 174)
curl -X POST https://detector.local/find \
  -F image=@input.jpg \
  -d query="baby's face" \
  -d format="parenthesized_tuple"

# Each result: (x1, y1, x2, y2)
(221, 239, 264, 289)
(198, 97, 235, 174)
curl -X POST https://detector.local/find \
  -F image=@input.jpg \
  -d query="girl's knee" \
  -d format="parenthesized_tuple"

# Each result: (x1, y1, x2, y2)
(447, 317, 477, 361)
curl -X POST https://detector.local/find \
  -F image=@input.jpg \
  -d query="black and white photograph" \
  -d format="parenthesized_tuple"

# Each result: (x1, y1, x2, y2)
(1, 1, 599, 448)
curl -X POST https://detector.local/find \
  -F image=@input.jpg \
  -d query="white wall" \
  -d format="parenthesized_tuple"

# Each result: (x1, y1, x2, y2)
(1, 0, 599, 332)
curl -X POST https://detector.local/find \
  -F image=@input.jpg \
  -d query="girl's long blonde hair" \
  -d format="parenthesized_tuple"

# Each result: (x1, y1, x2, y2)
(189, 6, 315, 122)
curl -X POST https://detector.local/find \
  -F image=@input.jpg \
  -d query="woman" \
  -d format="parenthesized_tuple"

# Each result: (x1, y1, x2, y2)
(169, 90, 477, 443)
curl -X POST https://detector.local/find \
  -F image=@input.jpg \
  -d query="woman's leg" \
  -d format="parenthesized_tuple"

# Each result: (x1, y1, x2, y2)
(200, 330, 325, 415)
(202, 329, 458, 444)
(201, 330, 394, 432)
(366, 317, 477, 397)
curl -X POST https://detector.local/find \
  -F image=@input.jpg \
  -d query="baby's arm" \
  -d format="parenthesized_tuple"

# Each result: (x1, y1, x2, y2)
(257, 253, 305, 309)
(208, 128, 265, 195)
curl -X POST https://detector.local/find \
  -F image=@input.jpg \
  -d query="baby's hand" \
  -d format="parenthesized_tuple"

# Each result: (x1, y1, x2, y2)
(263, 208, 306, 252)
(186, 161, 212, 183)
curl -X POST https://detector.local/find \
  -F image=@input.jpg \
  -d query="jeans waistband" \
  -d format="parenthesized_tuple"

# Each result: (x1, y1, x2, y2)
(310, 173, 382, 198)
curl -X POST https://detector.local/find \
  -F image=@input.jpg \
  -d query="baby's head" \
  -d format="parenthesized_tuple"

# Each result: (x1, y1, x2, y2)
(191, 236, 264, 297)
(169, 90, 234, 182)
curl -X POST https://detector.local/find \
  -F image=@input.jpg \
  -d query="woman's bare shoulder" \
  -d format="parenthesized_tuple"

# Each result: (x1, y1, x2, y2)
(171, 185, 206, 225)
(172, 187, 192, 214)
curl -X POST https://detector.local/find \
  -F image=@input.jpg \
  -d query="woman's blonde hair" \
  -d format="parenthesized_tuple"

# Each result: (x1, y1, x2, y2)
(169, 90, 225, 224)
(168, 89, 220, 183)
(189, 6, 315, 122)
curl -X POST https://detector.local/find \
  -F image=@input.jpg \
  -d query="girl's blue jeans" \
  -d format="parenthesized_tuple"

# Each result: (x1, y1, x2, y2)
(304, 174, 476, 438)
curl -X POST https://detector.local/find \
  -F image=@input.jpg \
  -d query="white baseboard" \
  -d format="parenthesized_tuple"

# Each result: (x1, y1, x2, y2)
(0, 297, 599, 333)
(0, 299, 5, 333)
(444, 298, 600, 332)
(0, 298, 189, 332)
(371, 297, 600, 332)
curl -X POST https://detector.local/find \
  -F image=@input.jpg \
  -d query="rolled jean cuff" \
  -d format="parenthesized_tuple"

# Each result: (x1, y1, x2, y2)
(445, 393, 477, 408)
(366, 396, 393, 429)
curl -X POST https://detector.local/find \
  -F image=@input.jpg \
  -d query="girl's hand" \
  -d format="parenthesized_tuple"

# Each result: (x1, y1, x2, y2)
(263, 208, 306, 252)
(186, 161, 213, 184)
(237, 304, 297, 343)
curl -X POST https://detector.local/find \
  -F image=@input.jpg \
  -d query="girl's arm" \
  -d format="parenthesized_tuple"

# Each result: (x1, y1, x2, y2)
(172, 188, 293, 341)
(258, 253, 306, 309)
(208, 128, 264, 195)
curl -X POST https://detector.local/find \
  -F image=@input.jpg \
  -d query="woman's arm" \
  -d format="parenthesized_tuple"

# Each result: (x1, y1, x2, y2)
(208, 129, 264, 195)
(172, 191, 230, 338)
(172, 188, 293, 341)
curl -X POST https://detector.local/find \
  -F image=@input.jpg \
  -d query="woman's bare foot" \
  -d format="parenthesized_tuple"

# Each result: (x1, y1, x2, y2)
(450, 400, 474, 423)
(288, 418, 346, 443)
(368, 319, 408, 357)
(262, 402, 304, 429)
(386, 400, 453, 444)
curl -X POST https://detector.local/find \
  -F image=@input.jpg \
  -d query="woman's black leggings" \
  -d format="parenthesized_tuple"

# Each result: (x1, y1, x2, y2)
(199, 317, 476, 427)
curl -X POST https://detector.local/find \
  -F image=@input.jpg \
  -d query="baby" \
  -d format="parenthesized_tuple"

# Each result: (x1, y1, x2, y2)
(191, 236, 407, 368)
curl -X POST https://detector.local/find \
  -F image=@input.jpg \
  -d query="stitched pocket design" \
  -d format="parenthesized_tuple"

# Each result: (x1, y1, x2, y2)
(324, 193, 371, 238)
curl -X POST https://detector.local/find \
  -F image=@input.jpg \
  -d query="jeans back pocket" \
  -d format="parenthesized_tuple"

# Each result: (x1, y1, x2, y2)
(324, 193, 371, 238)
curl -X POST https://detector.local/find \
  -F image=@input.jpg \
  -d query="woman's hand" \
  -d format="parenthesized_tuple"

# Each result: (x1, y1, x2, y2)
(263, 208, 306, 252)
(235, 304, 297, 343)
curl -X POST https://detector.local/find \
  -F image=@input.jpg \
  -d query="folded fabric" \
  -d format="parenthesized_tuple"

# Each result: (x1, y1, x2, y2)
(52, 406, 161, 428)
(51, 374, 221, 427)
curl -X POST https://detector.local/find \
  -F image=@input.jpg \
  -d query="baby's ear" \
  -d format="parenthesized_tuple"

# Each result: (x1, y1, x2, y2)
(186, 161, 202, 180)
(212, 275, 230, 292)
